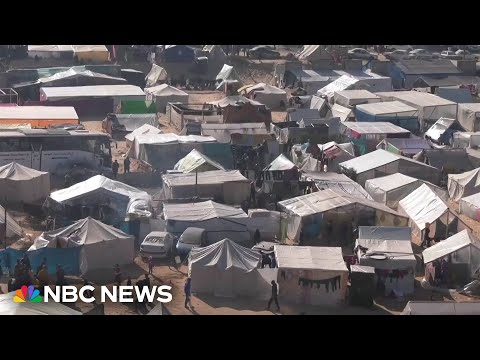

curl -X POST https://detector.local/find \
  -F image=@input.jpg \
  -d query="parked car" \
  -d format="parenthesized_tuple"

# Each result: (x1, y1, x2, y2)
(247, 46, 280, 60)
(347, 48, 376, 60)
(140, 231, 176, 259)
(384, 49, 409, 60)
(176, 227, 207, 259)
(408, 49, 434, 59)
(440, 50, 462, 60)
(455, 49, 478, 60)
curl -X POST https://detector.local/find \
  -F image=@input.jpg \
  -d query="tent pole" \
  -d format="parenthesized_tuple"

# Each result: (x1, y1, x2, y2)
(445, 211, 449, 239)
(4, 202, 7, 250)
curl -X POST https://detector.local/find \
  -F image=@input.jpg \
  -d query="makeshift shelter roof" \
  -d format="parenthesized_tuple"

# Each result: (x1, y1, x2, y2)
(413, 76, 480, 88)
(163, 200, 247, 222)
(0, 204, 23, 237)
(340, 121, 410, 135)
(0, 292, 82, 315)
(31, 68, 125, 86)
(339, 149, 398, 174)
(366, 173, 418, 193)
(330, 103, 353, 121)
(145, 64, 168, 87)
(377, 138, 431, 156)
(402, 301, 480, 315)
(28, 45, 74, 52)
(0, 106, 78, 120)
(376, 91, 456, 108)
(216, 64, 240, 81)
(174, 149, 225, 173)
(317, 75, 360, 98)
(114, 114, 157, 132)
(394, 59, 461, 75)
(448, 168, 480, 201)
(242, 83, 286, 95)
(436, 87, 473, 103)
(131, 133, 216, 146)
(72, 45, 108, 53)
(310, 95, 327, 111)
(163, 170, 249, 187)
(398, 184, 449, 231)
(144, 84, 188, 96)
(421, 149, 474, 172)
(0, 161, 48, 180)
(125, 124, 162, 142)
(458, 103, 480, 132)
(335, 89, 380, 105)
(263, 154, 296, 171)
(424, 117, 457, 142)
(201, 123, 268, 143)
(301, 172, 373, 200)
(422, 229, 480, 264)
(356, 101, 418, 116)
(189, 238, 260, 272)
(209, 95, 264, 108)
(40, 85, 145, 99)
(275, 245, 348, 272)
(287, 109, 321, 123)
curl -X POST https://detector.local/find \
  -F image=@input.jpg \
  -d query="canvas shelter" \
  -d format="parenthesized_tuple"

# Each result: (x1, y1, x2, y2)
(145, 84, 189, 112)
(40, 85, 145, 104)
(161, 170, 250, 205)
(188, 238, 262, 298)
(240, 83, 287, 109)
(355, 226, 416, 296)
(0, 162, 50, 204)
(334, 89, 381, 108)
(295, 141, 354, 173)
(424, 117, 462, 145)
(261, 154, 298, 182)
(435, 87, 473, 104)
(399, 184, 467, 239)
(125, 124, 162, 146)
(448, 168, 480, 201)
(29, 217, 135, 276)
(0, 292, 82, 315)
(208, 96, 271, 124)
(459, 192, 480, 222)
(365, 173, 446, 209)
(339, 149, 441, 187)
(452, 132, 480, 149)
(145, 64, 168, 87)
(355, 101, 419, 133)
(339, 122, 410, 155)
(200, 123, 269, 144)
(300, 172, 373, 200)
(0, 106, 79, 128)
(46, 175, 153, 225)
(72, 45, 109, 63)
(163, 200, 251, 245)
(329, 103, 354, 122)
(457, 103, 480, 132)
(278, 189, 408, 245)
(174, 149, 225, 173)
(28, 45, 74, 59)
(416, 149, 474, 174)
(274, 245, 349, 306)
(298, 117, 341, 136)
(402, 301, 480, 315)
(0, 204, 23, 238)
(216, 64, 240, 83)
(376, 138, 431, 158)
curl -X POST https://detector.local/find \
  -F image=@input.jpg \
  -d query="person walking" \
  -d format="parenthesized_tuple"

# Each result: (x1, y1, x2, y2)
(124, 157, 131, 174)
(112, 160, 119, 179)
(184, 277, 192, 309)
(148, 256, 154, 275)
(267, 280, 280, 312)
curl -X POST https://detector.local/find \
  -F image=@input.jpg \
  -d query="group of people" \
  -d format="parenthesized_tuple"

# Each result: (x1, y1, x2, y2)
(111, 157, 130, 179)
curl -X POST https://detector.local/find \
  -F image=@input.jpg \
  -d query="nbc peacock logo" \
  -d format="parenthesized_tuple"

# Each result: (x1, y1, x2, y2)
(13, 285, 43, 303)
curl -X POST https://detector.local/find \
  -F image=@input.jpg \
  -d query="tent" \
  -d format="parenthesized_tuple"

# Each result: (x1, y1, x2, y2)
(376, 138, 431, 158)
(145, 84, 189, 112)
(448, 168, 480, 201)
(111, 114, 157, 136)
(294, 140, 354, 172)
(355, 101, 419, 133)
(318, 75, 364, 102)
(435, 87, 473, 104)
(278, 189, 408, 245)
(72, 45, 109, 63)
(188, 238, 261, 298)
(402, 301, 480, 315)
(452, 132, 480, 149)
(0, 204, 23, 238)
(174, 149, 225, 173)
(399, 184, 467, 239)
(459, 192, 480, 222)
(216, 64, 241, 91)
(208, 95, 272, 124)
(163, 200, 251, 245)
(29, 217, 135, 275)
(334, 89, 381, 108)
(424, 117, 462, 145)
(301, 172, 372, 200)
(274, 245, 349, 306)
(0, 162, 50, 203)
(0, 106, 79, 128)
(0, 292, 82, 315)
(125, 124, 162, 146)
(457, 103, 480, 132)
(28, 45, 74, 59)
(355, 226, 416, 296)
(422, 230, 480, 279)
(365, 173, 446, 209)
(46, 175, 153, 225)
(339, 149, 441, 187)
(329, 103, 354, 122)
(201, 123, 269, 144)
(161, 170, 250, 205)
(241, 83, 287, 109)
(416, 149, 474, 174)
(145, 64, 168, 87)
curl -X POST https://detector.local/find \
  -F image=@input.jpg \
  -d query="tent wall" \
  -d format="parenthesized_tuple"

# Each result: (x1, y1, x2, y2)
(365, 180, 423, 209)
(253, 92, 287, 110)
(460, 195, 480, 222)
(150, 94, 189, 113)
(0, 172, 50, 204)
(165, 182, 250, 205)
(457, 104, 480, 132)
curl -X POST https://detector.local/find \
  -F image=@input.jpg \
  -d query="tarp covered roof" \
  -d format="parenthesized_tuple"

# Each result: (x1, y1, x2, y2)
(209, 95, 264, 108)
(190, 238, 260, 272)
(144, 84, 188, 96)
(163, 170, 249, 187)
(317, 75, 360, 98)
(0, 106, 78, 120)
(394, 59, 461, 75)
(356, 101, 418, 115)
(341, 121, 410, 135)
(301, 171, 373, 200)
(376, 91, 456, 107)
(335, 89, 380, 100)
(243, 83, 287, 95)
(201, 122, 268, 143)
(125, 124, 162, 142)
(422, 229, 480, 264)
(216, 64, 240, 82)
(174, 149, 225, 173)
(422, 149, 474, 172)
(275, 245, 348, 272)
(365, 173, 418, 193)
(0, 162, 48, 180)
(378, 138, 431, 155)
(145, 64, 168, 87)
(263, 154, 296, 171)
(330, 103, 353, 121)
(163, 200, 247, 222)
(114, 114, 157, 132)
(41, 85, 145, 99)
(425, 117, 457, 142)
(402, 301, 480, 315)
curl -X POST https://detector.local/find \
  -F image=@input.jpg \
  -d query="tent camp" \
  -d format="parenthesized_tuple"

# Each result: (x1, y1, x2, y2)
(402, 301, 480, 315)
(0, 162, 50, 204)
(145, 64, 168, 87)
(365, 173, 446, 209)
(125, 124, 162, 146)
(376, 138, 431, 158)
(188, 238, 262, 298)
(355, 226, 416, 296)
(300, 172, 373, 200)
(278, 189, 408, 245)
(274, 245, 349, 306)
(355, 101, 419, 133)
(0, 292, 82, 315)
(459, 192, 480, 222)
(334, 89, 381, 108)
(46, 175, 153, 225)
(399, 184, 468, 239)
(161, 170, 250, 205)
(174, 149, 225, 173)
(145, 84, 189, 112)
(457, 103, 480, 132)
(339, 149, 441, 187)
(339, 122, 410, 155)
(240, 83, 287, 109)
(422, 230, 480, 280)
(424, 117, 462, 145)
(163, 200, 251, 245)
(448, 168, 480, 201)
(29, 217, 135, 276)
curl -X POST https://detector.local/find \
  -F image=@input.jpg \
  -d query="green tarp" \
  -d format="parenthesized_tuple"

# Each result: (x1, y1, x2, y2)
(120, 100, 157, 114)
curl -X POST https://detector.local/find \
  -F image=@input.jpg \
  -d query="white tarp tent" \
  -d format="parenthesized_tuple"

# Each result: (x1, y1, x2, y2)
(188, 238, 262, 298)
(0, 162, 50, 203)
(174, 149, 225, 173)
(125, 124, 162, 146)
(241, 83, 287, 109)
(329, 103, 354, 121)
(29, 217, 135, 275)
(300, 172, 372, 200)
(0, 292, 82, 315)
(28, 45, 74, 59)
(365, 173, 446, 209)
(334, 89, 381, 108)
(402, 301, 480, 315)
(274, 245, 349, 306)
(355, 226, 416, 296)
(460, 192, 480, 222)
(422, 230, 480, 278)
(145, 84, 189, 112)
(318, 75, 361, 102)
(457, 103, 480, 132)
(448, 168, 480, 201)
(145, 64, 168, 87)
(452, 132, 480, 149)
(263, 154, 296, 171)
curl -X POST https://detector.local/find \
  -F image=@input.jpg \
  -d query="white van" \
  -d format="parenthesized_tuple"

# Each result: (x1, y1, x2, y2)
(140, 231, 176, 259)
